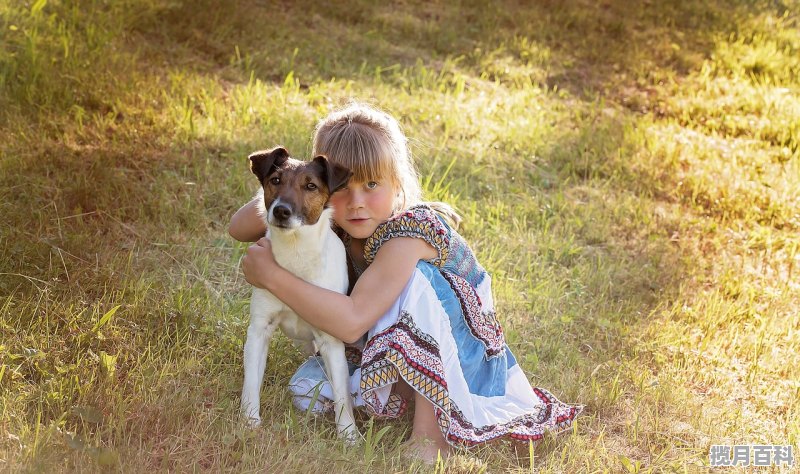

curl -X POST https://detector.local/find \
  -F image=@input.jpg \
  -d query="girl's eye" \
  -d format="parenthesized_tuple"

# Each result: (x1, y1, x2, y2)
(269, 177, 281, 185)
(366, 181, 378, 189)
(306, 183, 318, 191)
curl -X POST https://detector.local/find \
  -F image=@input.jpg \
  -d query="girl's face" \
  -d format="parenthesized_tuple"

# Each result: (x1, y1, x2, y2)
(330, 177, 396, 240)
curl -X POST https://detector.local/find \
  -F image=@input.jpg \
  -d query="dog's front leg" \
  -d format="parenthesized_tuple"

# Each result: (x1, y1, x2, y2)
(241, 294, 280, 427)
(317, 336, 360, 444)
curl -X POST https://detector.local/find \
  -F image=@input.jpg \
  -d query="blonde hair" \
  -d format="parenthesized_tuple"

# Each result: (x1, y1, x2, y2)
(313, 102, 460, 226)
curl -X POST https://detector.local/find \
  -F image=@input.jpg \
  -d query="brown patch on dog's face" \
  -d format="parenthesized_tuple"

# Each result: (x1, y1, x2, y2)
(260, 157, 332, 227)
(250, 148, 351, 228)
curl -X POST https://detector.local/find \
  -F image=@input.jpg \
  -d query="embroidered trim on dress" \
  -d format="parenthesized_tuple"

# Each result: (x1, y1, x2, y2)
(359, 311, 582, 448)
(440, 388, 581, 446)
(364, 205, 450, 267)
(361, 312, 449, 418)
(442, 271, 505, 358)
(344, 345, 362, 366)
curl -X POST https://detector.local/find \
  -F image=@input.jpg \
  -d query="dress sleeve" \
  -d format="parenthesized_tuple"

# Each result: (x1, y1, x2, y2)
(364, 205, 451, 267)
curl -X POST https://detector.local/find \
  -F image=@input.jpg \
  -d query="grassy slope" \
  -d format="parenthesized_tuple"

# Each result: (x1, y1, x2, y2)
(1, 0, 798, 472)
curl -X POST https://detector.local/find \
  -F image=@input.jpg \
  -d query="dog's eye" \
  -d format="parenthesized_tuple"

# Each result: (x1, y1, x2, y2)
(305, 183, 318, 191)
(269, 177, 280, 185)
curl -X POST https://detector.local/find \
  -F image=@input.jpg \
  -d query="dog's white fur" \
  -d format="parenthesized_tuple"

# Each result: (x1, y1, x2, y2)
(241, 190, 358, 443)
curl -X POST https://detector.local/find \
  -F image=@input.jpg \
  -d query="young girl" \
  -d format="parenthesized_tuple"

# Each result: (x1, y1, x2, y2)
(231, 103, 581, 463)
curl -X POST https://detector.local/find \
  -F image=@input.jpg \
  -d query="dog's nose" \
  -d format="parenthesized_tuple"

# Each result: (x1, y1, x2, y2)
(273, 204, 292, 221)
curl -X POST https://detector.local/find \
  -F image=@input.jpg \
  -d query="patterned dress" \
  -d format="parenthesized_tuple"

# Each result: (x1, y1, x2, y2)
(289, 205, 582, 448)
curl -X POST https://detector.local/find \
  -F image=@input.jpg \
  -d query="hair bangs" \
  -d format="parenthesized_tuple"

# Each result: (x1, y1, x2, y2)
(316, 121, 398, 186)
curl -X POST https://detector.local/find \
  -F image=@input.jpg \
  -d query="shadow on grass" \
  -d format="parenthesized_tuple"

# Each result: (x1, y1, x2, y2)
(127, 0, 747, 95)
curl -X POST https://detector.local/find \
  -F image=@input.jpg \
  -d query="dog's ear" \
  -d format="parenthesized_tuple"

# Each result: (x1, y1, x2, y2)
(313, 155, 353, 193)
(249, 147, 290, 183)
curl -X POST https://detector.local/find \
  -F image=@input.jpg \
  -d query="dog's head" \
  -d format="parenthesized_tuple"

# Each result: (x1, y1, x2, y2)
(249, 146, 352, 230)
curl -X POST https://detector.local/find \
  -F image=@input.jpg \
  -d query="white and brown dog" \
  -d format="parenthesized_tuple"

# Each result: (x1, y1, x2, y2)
(240, 146, 358, 442)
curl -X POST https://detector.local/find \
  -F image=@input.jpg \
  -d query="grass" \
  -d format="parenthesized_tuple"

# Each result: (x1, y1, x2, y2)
(1, 0, 798, 472)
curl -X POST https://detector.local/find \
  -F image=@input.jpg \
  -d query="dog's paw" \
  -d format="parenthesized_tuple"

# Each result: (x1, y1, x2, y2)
(340, 428, 362, 447)
(244, 416, 262, 429)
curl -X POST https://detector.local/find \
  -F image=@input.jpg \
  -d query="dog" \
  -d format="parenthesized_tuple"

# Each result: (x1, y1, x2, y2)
(240, 146, 358, 443)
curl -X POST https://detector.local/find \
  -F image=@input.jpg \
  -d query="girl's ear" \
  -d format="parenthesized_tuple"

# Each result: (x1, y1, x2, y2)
(249, 146, 290, 183)
(313, 155, 353, 193)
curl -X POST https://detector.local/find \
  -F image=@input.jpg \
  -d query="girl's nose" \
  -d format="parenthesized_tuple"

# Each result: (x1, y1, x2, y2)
(347, 189, 365, 209)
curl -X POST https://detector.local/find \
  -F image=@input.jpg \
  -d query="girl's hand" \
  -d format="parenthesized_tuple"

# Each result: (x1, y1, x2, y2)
(242, 237, 279, 289)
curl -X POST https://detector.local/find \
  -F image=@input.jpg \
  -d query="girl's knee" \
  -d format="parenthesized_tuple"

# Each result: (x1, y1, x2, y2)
(392, 378, 414, 399)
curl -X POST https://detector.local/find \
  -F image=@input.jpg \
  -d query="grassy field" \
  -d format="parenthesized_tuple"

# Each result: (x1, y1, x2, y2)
(1, 0, 798, 472)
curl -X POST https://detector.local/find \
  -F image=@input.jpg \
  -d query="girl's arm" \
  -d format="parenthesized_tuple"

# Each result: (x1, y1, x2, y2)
(229, 197, 267, 242)
(242, 236, 437, 343)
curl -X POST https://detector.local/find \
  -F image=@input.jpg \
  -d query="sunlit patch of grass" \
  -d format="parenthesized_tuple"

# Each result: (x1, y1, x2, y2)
(712, 15, 800, 86)
(632, 122, 799, 227)
(662, 75, 799, 151)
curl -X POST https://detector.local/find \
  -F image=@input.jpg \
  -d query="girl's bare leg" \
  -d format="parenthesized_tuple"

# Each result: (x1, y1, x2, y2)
(398, 380, 452, 464)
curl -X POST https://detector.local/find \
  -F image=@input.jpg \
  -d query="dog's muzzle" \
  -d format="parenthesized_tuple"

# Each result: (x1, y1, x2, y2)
(268, 201, 300, 229)
(273, 204, 292, 221)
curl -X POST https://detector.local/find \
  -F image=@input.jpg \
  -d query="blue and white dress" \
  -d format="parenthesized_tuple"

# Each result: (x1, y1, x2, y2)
(289, 205, 582, 447)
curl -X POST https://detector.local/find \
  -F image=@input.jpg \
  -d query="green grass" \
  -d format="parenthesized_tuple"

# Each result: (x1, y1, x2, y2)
(1, 0, 799, 472)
